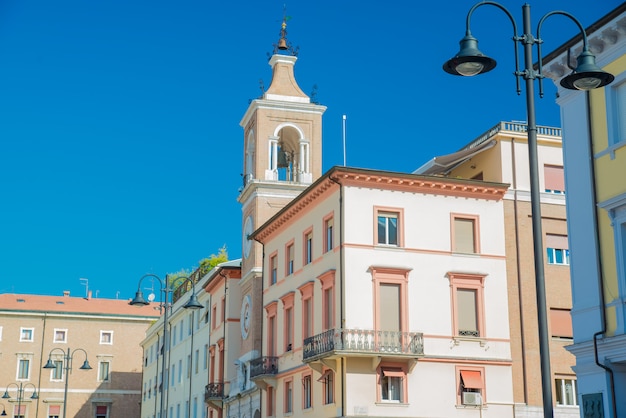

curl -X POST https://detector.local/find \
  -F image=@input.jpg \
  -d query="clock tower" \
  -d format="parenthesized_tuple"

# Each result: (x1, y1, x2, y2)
(231, 17, 326, 417)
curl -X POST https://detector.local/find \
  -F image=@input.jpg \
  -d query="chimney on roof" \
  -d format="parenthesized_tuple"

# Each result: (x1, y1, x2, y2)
(63, 290, 70, 297)
(87, 290, 92, 300)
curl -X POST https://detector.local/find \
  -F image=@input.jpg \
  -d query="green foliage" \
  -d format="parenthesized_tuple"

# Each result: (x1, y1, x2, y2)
(198, 245, 228, 276)
(167, 269, 193, 290)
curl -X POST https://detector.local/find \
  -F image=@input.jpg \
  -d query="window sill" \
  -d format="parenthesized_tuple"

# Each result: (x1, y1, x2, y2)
(456, 404, 487, 409)
(453, 336, 487, 347)
(375, 402, 409, 407)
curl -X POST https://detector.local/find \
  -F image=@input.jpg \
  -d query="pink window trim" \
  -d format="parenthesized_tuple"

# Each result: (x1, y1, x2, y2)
(373, 206, 405, 247)
(376, 362, 408, 403)
(370, 267, 410, 334)
(268, 250, 279, 286)
(323, 212, 334, 253)
(455, 365, 486, 404)
(299, 282, 315, 339)
(284, 239, 295, 276)
(318, 270, 336, 330)
(302, 227, 313, 266)
(544, 165, 565, 191)
(447, 272, 486, 338)
(281, 292, 296, 351)
(450, 213, 481, 254)
(301, 372, 313, 409)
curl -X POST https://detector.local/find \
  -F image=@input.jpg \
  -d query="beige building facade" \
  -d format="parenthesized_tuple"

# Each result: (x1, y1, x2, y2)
(416, 121, 577, 417)
(0, 292, 158, 418)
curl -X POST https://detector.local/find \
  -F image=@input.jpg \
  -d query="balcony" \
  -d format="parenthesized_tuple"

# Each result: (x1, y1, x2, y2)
(249, 356, 278, 390)
(204, 382, 224, 401)
(303, 328, 424, 362)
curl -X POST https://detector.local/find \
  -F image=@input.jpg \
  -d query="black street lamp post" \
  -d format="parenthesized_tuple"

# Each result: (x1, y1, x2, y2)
(43, 347, 92, 418)
(129, 274, 203, 418)
(443, 3, 614, 418)
(2, 382, 38, 418)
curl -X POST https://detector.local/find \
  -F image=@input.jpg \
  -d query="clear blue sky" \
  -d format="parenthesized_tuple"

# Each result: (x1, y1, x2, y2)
(0, 0, 621, 299)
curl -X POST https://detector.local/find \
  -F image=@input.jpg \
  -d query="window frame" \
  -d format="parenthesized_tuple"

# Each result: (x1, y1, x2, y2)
(546, 234, 570, 266)
(451, 213, 480, 254)
(320, 369, 334, 405)
(281, 292, 295, 353)
(303, 227, 313, 265)
(285, 240, 295, 276)
(544, 164, 565, 194)
(371, 267, 410, 335)
(555, 377, 578, 406)
(20, 327, 34, 342)
(284, 377, 294, 414)
(447, 272, 486, 338)
(269, 251, 278, 286)
(299, 282, 314, 339)
(376, 362, 408, 404)
(17, 358, 30, 380)
(606, 71, 626, 150)
(100, 330, 113, 345)
(50, 359, 64, 381)
(456, 366, 486, 406)
(53, 329, 67, 344)
(318, 270, 336, 330)
(265, 302, 278, 357)
(374, 206, 403, 247)
(98, 360, 111, 382)
(323, 213, 334, 253)
(302, 372, 312, 410)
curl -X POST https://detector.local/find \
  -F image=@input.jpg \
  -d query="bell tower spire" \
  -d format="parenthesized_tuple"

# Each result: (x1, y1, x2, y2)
(238, 13, 326, 274)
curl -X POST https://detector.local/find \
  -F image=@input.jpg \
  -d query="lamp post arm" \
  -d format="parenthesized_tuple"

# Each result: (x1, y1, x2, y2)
(536, 11, 590, 98)
(465, 1, 522, 93)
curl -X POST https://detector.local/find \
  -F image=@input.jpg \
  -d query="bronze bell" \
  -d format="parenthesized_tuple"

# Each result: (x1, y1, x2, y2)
(278, 38, 288, 50)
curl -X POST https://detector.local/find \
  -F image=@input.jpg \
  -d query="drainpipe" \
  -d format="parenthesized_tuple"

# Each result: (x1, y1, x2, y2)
(218, 269, 229, 418)
(584, 91, 617, 418)
(328, 174, 345, 417)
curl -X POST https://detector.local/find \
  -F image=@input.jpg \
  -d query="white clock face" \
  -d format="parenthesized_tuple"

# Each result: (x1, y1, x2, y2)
(243, 215, 253, 259)
(240, 295, 252, 339)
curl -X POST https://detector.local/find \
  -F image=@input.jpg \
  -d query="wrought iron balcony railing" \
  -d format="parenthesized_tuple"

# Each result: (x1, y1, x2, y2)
(204, 382, 224, 401)
(303, 328, 424, 361)
(249, 356, 278, 379)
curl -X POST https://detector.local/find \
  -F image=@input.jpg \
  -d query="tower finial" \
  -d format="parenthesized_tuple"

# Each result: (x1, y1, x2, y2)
(272, 6, 298, 56)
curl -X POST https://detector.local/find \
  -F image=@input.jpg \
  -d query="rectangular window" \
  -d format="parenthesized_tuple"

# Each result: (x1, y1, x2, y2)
(544, 165, 565, 194)
(268, 312, 277, 357)
(304, 230, 313, 265)
(48, 405, 61, 418)
(95, 405, 108, 418)
(459, 368, 484, 405)
(53, 329, 67, 343)
(14, 405, 25, 418)
(546, 234, 570, 265)
(267, 386, 275, 417)
(452, 216, 478, 254)
(555, 378, 578, 406)
(50, 360, 63, 381)
(377, 212, 399, 245)
(284, 379, 293, 413)
(320, 370, 334, 405)
(302, 374, 312, 409)
(457, 289, 479, 337)
(18, 359, 30, 380)
(98, 361, 110, 382)
(379, 367, 405, 403)
(100, 331, 113, 345)
(270, 254, 278, 285)
(187, 354, 191, 379)
(449, 273, 486, 338)
(303, 297, 312, 338)
(195, 349, 199, 374)
(203, 344, 208, 370)
(550, 309, 573, 339)
(286, 242, 294, 275)
(608, 78, 626, 145)
(20, 328, 34, 342)
(319, 271, 335, 330)
(285, 307, 293, 352)
(324, 216, 334, 253)
(172, 324, 177, 346)
(171, 364, 176, 387)
(178, 359, 183, 383)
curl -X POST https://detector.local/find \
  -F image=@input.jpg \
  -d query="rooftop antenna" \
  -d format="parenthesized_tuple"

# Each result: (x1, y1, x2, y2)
(79, 278, 89, 298)
(342, 115, 347, 166)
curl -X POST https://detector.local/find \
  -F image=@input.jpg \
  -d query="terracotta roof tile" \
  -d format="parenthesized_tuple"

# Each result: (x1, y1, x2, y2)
(0, 293, 161, 318)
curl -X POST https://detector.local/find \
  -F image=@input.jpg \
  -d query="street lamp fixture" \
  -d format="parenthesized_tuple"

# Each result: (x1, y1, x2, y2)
(0, 402, 7, 416)
(443, 3, 614, 418)
(43, 347, 92, 418)
(129, 274, 203, 418)
(2, 382, 38, 418)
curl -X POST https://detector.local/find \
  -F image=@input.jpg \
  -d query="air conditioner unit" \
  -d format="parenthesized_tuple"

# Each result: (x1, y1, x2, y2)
(462, 391, 482, 406)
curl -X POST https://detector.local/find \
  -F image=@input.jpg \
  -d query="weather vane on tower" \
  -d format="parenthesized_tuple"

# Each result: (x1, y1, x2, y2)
(272, 5, 299, 56)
